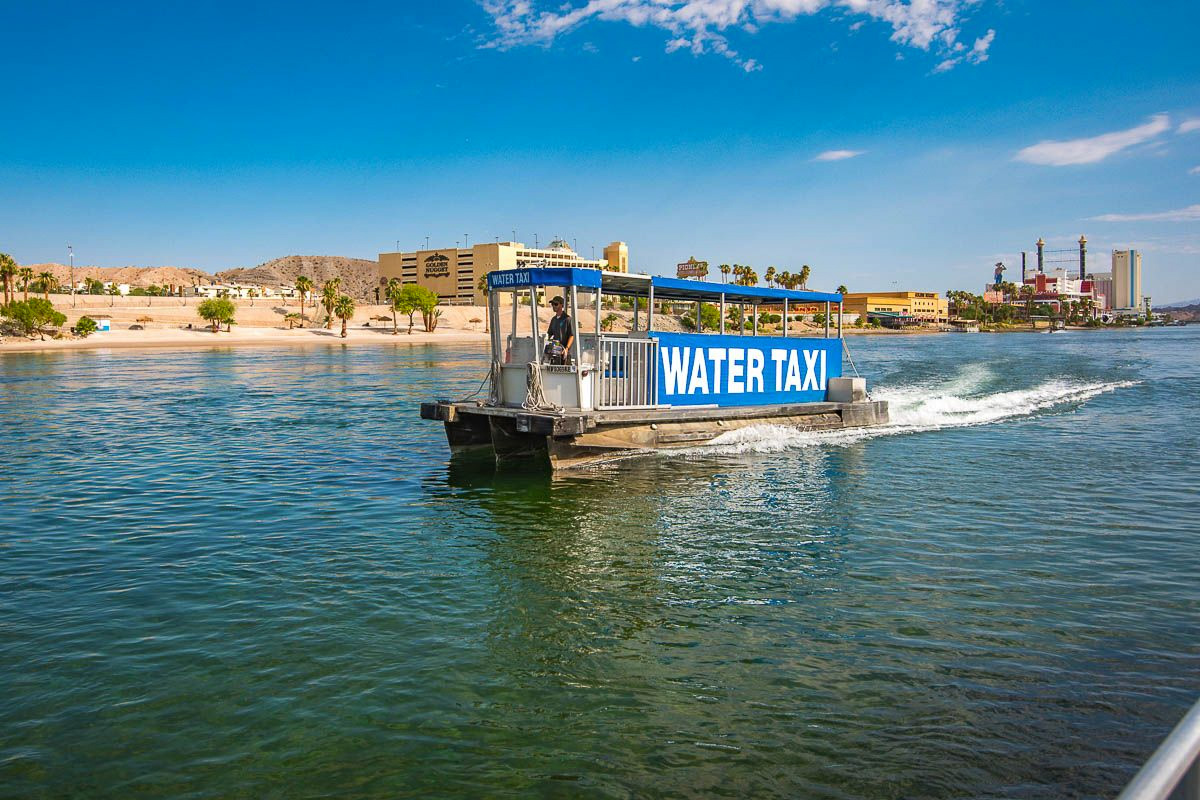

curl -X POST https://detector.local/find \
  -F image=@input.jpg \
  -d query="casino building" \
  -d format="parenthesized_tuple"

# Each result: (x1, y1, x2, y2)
(379, 240, 629, 305)
(840, 291, 949, 324)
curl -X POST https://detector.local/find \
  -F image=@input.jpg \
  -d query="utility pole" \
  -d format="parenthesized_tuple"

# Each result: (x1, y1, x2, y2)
(68, 244, 75, 307)
(425, 235, 430, 250)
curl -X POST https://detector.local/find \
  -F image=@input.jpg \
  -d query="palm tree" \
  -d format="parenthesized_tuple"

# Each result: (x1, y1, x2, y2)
(0, 253, 17, 304)
(284, 312, 301, 329)
(477, 273, 490, 332)
(765, 266, 777, 288)
(107, 283, 120, 306)
(836, 284, 848, 295)
(798, 264, 811, 290)
(387, 278, 404, 335)
(39, 272, 57, 300)
(333, 294, 355, 338)
(719, 264, 730, 284)
(321, 278, 341, 329)
(18, 267, 34, 301)
(295, 275, 313, 328)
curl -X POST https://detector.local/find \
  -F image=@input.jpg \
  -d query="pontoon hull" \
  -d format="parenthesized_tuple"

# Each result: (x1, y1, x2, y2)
(421, 400, 888, 470)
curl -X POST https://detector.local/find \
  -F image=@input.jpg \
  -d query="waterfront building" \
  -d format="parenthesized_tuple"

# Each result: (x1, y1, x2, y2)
(1112, 250, 1142, 310)
(1090, 271, 1114, 310)
(840, 291, 948, 324)
(1018, 269, 1105, 315)
(192, 284, 300, 300)
(379, 240, 629, 305)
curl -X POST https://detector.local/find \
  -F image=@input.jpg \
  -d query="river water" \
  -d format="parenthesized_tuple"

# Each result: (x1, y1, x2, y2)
(1, 328, 1197, 798)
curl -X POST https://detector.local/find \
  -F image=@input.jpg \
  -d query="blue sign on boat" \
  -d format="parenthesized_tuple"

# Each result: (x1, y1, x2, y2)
(651, 332, 841, 406)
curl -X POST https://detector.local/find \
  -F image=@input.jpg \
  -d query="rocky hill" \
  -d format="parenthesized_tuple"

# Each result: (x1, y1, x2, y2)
(1165, 304, 1200, 323)
(216, 256, 380, 300)
(20, 263, 210, 289)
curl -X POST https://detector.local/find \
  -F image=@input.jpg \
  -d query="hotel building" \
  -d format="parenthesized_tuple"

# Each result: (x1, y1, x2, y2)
(1112, 249, 1142, 310)
(840, 291, 949, 324)
(379, 240, 629, 305)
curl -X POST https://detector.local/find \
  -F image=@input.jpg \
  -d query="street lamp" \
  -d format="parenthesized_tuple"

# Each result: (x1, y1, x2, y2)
(68, 244, 75, 307)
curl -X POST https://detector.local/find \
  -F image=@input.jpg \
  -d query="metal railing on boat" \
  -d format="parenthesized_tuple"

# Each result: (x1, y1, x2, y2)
(1118, 697, 1200, 800)
(597, 336, 658, 410)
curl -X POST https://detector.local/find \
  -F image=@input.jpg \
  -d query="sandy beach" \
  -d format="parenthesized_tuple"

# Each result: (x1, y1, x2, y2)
(0, 325, 490, 353)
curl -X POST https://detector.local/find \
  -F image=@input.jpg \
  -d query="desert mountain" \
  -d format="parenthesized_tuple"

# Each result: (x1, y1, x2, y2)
(20, 263, 210, 288)
(216, 256, 380, 300)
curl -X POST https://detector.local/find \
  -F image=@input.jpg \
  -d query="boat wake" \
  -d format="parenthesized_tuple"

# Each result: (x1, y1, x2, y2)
(679, 374, 1138, 457)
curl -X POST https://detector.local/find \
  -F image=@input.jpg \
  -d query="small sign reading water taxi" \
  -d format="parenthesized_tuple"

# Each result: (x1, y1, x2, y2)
(651, 332, 841, 406)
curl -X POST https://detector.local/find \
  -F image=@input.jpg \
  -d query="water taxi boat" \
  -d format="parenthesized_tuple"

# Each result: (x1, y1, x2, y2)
(421, 268, 889, 470)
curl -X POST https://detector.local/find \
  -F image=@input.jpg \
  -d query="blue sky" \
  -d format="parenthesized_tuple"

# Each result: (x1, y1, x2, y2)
(2, 0, 1199, 300)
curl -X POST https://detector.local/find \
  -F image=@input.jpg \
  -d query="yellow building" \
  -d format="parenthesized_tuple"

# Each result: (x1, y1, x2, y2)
(841, 291, 948, 323)
(379, 239, 628, 304)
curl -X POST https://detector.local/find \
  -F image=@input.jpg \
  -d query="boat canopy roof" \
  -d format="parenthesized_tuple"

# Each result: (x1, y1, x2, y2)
(486, 268, 843, 304)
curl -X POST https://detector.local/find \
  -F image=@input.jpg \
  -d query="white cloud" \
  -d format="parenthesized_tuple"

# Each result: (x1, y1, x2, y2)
(1180, 119, 1200, 134)
(814, 149, 864, 161)
(1014, 114, 1171, 166)
(480, 0, 994, 71)
(1190, 166, 1200, 176)
(1089, 204, 1200, 223)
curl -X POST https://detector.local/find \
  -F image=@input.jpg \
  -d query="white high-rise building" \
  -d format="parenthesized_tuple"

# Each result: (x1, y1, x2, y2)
(1111, 250, 1142, 310)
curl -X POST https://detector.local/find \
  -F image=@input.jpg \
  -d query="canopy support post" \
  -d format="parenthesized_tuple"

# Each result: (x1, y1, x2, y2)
(838, 301, 843, 339)
(571, 285, 584, 408)
(783, 299, 788, 337)
(719, 293, 726, 335)
(752, 304, 758, 336)
(647, 284, 655, 332)
(530, 288, 541, 368)
(824, 301, 830, 338)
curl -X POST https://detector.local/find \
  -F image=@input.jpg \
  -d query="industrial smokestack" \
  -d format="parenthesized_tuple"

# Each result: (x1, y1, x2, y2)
(1021, 251, 1027, 283)
(1037, 238, 1045, 273)
(1079, 235, 1087, 280)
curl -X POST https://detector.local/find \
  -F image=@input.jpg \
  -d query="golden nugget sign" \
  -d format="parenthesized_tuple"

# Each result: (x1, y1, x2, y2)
(423, 253, 451, 278)
(676, 257, 708, 278)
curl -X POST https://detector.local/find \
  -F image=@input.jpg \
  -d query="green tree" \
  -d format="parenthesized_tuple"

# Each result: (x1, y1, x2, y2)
(798, 264, 811, 289)
(283, 312, 301, 329)
(418, 291, 440, 332)
(321, 278, 341, 329)
(107, 283, 120, 306)
(333, 294, 355, 338)
(0, 253, 16, 305)
(1, 298, 66, 340)
(719, 263, 731, 284)
(398, 284, 434, 334)
(198, 297, 236, 332)
(74, 316, 98, 337)
(477, 274, 490, 332)
(84, 277, 104, 295)
(386, 279, 405, 335)
(836, 284, 848, 295)
(18, 267, 34, 301)
(38, 271, 58, 300)
(295, 275, 313, 327)
(765, 266, 777, 288)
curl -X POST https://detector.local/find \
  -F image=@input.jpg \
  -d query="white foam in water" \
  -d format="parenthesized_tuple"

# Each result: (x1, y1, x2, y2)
(676, 373, 1138, 457)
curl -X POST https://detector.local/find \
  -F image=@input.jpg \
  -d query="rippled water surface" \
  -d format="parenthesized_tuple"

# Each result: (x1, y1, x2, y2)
(2, 330, 1198, 798)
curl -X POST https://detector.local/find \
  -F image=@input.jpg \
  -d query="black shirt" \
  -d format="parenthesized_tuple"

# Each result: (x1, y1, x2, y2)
(548, 313, 574, 346)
